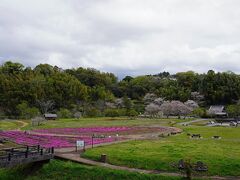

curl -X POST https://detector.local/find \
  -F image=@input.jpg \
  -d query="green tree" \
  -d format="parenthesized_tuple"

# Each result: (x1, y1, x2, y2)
(57, 108, 72, 118)
(226, 105, 240, 118)
(17, 101, 40, 119)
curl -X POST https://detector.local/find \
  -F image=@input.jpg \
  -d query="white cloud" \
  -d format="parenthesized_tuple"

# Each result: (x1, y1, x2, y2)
(0, 0, 240, 77)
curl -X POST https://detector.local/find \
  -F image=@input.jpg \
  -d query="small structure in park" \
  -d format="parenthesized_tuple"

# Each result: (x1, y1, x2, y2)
(31, 116, 45, 126)
(44, 113, 57, 120)
(208, 105, 227, 118)
(194, 161, 208, 172)
(191, 134, 201, 139)
(176, 159, 208, 174)
(212, 136, 221, 139)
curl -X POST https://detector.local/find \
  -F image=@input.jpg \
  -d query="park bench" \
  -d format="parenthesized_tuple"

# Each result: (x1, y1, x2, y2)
(230, 122, 237, 126)
(171, 132, 177, 135)
(177, 159, 185, 170)
(176, 160, 208, 172)
(208, 121, 215, 125)
(191, 134, 201, 138)
(212, 135, 221, 139)
(193, 161, 208, 172)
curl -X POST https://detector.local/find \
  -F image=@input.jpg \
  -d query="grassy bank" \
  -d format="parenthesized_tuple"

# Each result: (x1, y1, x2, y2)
(0, 160, 183, 180)
(82, 126, 240, 176)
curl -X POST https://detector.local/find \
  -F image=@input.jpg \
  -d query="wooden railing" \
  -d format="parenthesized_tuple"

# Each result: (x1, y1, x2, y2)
(0, 145, 54, 168)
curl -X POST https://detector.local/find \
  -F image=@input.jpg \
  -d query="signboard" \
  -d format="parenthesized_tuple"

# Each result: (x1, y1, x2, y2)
(76, 140, 85, 147)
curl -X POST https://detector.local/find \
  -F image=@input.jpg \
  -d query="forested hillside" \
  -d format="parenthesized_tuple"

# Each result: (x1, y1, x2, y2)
(1, 61, 240, 118)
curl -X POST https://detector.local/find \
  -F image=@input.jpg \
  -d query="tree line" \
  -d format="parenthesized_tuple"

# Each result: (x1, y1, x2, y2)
(1, 61, 240, 119)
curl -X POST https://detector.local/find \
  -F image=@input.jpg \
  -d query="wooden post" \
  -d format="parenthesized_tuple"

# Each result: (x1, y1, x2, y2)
(51, 147, 54, 154)
(100, 154, 107, 163)
(40, 148, 43, 155)
(37, 145, 40, 152)
(25, 150, 28, 158)
(25, 146, 29, 158)
(92, 135, 94, 148)
(8, 153, 11, 161)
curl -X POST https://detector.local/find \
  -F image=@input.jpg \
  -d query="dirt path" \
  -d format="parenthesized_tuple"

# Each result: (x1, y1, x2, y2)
(178, 119, 210, 126)
(54, 152, 239, 180)
(15, 120, 28, 130)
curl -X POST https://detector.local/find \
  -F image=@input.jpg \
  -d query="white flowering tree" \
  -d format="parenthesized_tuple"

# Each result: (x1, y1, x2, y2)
(143, 93, 157, 104)
(153, 98, 164, 106)
(184, 100, 199, 110)
(145, 103, 162, 117)
(160, 101, 192, 118)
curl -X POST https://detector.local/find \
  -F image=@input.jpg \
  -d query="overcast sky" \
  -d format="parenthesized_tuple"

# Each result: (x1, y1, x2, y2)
(0, 0, 240, 77)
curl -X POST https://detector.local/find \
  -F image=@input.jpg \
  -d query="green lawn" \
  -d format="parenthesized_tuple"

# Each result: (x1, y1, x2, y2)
(1, 118, 239, 178)
(82, 126, 240, 176)
(0, 120, 22, 130)
(23, 117, 190, 130)
(0, 160, 183, 180)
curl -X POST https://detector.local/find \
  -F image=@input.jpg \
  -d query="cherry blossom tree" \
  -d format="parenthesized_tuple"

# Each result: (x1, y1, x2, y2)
(145, 103, 162, 117)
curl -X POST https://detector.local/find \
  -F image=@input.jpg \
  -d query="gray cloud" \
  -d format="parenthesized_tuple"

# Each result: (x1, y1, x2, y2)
(1, 0, 240, 77)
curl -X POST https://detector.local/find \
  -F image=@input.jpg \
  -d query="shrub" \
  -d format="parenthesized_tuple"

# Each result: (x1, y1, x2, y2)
(57, 108, 72, 118)
(17, 101, 40, 119)
(74, 111, 82, 119)
(126, 109, 138, 117)
(104, 109, 120, 117)
(192, 108, 206, 118)
(86, 108, 101, 117)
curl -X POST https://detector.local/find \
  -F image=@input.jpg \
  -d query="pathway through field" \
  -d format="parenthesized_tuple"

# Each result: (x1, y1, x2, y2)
(15, 120, 28, 130)
(55, 151, 239, 180)
(178, 118, 210, 126)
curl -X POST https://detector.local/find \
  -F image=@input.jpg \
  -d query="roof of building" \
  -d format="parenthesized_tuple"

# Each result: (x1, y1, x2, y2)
(208, 105, 226, 115)
(44, 113, 57, 118)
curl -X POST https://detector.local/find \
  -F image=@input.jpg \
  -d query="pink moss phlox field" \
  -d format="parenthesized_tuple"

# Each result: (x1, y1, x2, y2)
(0, 127, 131, 148)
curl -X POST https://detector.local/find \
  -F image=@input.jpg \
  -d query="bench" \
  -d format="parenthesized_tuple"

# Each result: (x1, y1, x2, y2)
(191, 134, 201, 138)
(194, 161, 208, 172)
(212, 136, 221, 139)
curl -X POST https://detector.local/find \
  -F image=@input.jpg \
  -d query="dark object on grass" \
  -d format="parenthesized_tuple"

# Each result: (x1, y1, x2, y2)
(212, 135, 221, 139)
(191, 134, 201, 138)
(193, 161, 208, 172)
(178, 159, 185, 170)
(100, 154, 107, 163)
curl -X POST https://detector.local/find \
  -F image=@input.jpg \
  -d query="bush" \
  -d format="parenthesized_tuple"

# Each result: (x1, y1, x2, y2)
(86, 108, 101, 117)
(74, 111, 82, 119)
(17, 101, 40, 119)
(57, 108, 72, 118)
(126, 109, 138, 117)
(192, 108, 206, 118)
(104, 109, 120, 117)
(117, 108, 127, 116)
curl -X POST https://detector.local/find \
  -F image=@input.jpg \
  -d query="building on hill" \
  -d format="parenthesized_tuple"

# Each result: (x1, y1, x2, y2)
(44, 113, 57, 120)
(208, 105, 227, 117)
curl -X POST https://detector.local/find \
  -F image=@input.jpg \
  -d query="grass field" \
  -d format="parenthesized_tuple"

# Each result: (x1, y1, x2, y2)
(0, 117, 195, 131)
(0, 160, 183, 180)
(1, 117, 239, 178)
(82, 126, 240, 176)
(0, 120, 23, 130)
(22, 117, 190, 130)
